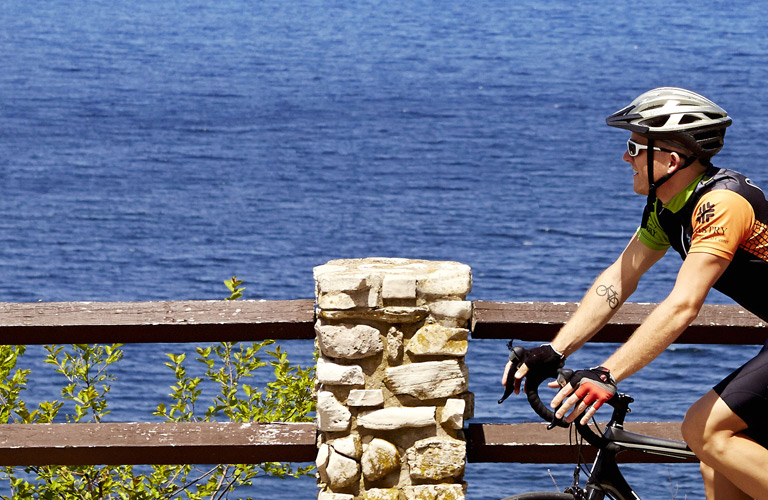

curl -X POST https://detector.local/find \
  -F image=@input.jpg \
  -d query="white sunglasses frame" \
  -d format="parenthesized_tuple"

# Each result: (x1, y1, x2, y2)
(627, 139, 682, 157)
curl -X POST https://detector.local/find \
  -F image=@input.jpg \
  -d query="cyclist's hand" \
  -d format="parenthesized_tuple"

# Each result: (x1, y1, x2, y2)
(551, 366, 616, 425)
(512, 343, 564, 395)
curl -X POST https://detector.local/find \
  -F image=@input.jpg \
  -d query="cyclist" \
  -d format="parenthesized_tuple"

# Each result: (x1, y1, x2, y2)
(502, 87, 768, 499)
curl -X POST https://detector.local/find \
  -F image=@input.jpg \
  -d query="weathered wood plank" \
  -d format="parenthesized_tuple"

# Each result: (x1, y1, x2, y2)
(0, 299, 315, 344)
(466, 422, 697, 463)
(472, 301, 767, 344)
(0, 422, 317, 465)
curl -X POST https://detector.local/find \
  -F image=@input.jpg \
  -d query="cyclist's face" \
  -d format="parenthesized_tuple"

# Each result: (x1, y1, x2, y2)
(623, 134, 670, 196)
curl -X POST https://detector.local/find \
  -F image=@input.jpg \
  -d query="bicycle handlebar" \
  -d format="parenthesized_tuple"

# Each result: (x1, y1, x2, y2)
(500, 344, 611, 445)
(502, 344, 570, 428)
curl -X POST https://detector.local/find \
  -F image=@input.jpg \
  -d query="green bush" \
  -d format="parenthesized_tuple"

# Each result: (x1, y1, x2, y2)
(0, 278, 316, 499)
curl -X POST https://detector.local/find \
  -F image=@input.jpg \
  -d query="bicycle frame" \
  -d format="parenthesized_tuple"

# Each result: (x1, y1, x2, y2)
(569, 394, 696, 500)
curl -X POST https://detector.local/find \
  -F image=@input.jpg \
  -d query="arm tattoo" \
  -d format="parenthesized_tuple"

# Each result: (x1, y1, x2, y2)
(596, 284, 620, 309)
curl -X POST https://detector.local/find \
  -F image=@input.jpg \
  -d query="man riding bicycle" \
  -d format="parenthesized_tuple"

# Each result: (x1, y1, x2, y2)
(502, 87, 768, 499)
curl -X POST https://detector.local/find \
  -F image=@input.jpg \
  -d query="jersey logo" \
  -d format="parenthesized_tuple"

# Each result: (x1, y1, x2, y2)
(696, 202, 715, 224)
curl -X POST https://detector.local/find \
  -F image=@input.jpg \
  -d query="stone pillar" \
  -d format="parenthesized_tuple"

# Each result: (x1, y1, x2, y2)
(314, 258, 473, 500)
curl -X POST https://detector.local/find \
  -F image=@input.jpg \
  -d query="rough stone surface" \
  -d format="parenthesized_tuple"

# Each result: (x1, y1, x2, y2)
(317, 287, 380, 310)
(404, 484, 465, 500)
(316, 322, 384, 359)
(406, 437, 466, 480)
(382, 275, 417, 299)
(320, 306, 428, 324)
(384, 360, 468, 399)
(357, 407, 436, 430)
(314, 258, 475, 500)
(318, 491, 355, 500)
(347, 389, 384, 408)
(329, 434, 361, 460)
(314, 271, 368, 292)
(416, 265, 472, 298)
(361, 438, 401, 481)
(315, 259, 472, 300)
(317, 357, 365, 386)
(316, 443, 330, 472)
(364, 489, 400, 500)
(428, 301, 472, 325)
(405, 324, 468, 357)
(386, 327, 403, 362)
(326, 447, 360, 489)
(440, 398, 466, 430)
(317, 391, 352, 432)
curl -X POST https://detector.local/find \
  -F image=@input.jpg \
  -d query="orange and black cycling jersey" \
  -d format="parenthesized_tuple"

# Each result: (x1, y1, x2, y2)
(637, 166, 768, 321)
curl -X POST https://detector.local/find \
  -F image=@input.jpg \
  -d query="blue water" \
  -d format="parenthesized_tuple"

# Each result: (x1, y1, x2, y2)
(3, 0, 768, 497)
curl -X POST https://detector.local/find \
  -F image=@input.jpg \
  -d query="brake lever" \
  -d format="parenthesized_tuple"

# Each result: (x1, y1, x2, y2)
(498, 380, 515, 404)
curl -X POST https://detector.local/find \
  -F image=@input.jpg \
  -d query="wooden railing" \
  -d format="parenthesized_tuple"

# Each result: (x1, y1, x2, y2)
(0, 300, 764, 465)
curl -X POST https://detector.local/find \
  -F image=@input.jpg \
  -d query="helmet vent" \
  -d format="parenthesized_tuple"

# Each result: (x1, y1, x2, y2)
(640, 116, 668, 128)
(678, 115, 700, 125)
(643, 104, 665, 111)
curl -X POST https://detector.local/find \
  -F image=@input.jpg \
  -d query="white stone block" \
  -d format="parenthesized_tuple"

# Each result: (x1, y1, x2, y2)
(317, 358, 365, 386)
(384, 360, 468, 399)
(317, 291, 359, 310)
(316, 322, 384, 359)
(405, 324, 468, 357)
(382, 275, 417, 299)
(361, 438, 401, 481)
(318, 491, 355, 500)
(347, 389, 384, 407)
(315, 272, 368, 293)
(316, 443, 330, 470)
(404, 484, 465, 500)
(329, 433, 361, 459)
(429, 300, 473, 323)
(326, 447, 360, 489)
(357, 407, 436, 430)
(317, 391, 351, 432)
(406, 437, 466, 480)
(387, 327, 403, 362)
(440, 399, 466, 429)
(416, 264, 472, 298)
(363, 488, 400, 500)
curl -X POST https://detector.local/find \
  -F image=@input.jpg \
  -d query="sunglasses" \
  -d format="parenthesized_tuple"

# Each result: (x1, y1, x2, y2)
(627, 139, 682, 157)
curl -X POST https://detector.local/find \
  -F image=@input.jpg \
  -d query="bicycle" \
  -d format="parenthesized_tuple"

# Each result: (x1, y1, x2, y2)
(498, 344, 697, 500)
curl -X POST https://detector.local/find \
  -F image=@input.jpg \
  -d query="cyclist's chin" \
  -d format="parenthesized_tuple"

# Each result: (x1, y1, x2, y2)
(632, 179, 649, 196)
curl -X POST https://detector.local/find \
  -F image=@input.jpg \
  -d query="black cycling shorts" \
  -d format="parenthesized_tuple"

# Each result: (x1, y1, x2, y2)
(713, 341, 768, 448)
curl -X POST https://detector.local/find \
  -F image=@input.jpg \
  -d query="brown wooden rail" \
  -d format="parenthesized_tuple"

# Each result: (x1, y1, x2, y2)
(0, 300, 764, 466)
(0, 422, 316, 466)
(0, 299, 315, 344)
(472, 301, 767, 344)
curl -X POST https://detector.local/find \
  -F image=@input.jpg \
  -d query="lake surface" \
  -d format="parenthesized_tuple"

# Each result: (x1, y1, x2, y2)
(3, 0, 768, 497)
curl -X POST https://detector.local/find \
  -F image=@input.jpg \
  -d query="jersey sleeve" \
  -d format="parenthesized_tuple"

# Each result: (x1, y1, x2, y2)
(688, 190, 755, 260)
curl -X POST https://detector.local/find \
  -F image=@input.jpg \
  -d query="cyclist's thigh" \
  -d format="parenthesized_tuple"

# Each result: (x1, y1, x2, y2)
(713, 343, 768, 447)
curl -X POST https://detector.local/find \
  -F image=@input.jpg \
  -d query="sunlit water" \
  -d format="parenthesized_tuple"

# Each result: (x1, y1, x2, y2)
(3, 0, 768, 497)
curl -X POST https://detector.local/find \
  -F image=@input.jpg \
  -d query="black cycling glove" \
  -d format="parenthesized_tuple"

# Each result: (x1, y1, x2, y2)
(566, 366, 617, 411)
(509, 341, 565, 377)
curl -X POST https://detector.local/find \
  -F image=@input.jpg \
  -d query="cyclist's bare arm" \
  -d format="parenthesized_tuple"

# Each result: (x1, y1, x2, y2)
(553, 251, 730, 424)
(549, 234, 667, 357)
(505, 234, 665, 392)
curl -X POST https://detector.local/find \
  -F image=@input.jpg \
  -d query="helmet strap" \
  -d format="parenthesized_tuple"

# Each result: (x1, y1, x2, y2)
(639, 140, 699, 229)
(640, 140, 657, 229)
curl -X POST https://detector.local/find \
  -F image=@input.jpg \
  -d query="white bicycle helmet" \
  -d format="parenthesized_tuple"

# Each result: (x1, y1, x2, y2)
(606, 87, 731, 159)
